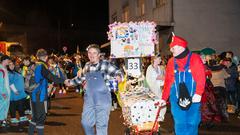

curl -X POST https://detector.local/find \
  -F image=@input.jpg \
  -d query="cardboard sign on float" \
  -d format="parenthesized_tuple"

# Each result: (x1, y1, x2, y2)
(108, 21, 158, 58)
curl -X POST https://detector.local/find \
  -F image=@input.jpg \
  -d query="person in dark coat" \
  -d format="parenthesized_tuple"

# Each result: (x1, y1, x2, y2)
(222, 58, 239, 113)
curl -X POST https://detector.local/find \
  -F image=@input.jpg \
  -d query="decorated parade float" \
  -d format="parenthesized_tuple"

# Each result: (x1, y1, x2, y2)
(108, 21, 163, 135)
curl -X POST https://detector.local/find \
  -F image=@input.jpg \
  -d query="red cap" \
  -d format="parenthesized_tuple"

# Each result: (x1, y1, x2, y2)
(169, 36, 188, 48)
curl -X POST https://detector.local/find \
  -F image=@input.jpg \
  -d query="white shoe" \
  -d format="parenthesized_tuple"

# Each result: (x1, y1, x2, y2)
(25, 110, 32, 115)
(11, 118, 19, 124)
(59, 90, 62, 94)
(111, 106, 115, 111)
(20, 116, 29, 122)
(1, 120, 7, 127)
(113, 103, 118, 109)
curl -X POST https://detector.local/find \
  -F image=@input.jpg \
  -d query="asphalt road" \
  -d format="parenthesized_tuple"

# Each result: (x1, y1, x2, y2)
(1, 91, 240, 135)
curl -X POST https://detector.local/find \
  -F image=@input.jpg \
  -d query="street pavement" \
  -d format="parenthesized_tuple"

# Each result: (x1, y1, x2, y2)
(1, 91, 240, 135)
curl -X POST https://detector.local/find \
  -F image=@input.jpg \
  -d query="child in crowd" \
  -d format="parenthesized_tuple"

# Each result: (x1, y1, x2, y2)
(72, 53, 83, 93)
(21, 56, 32, 115)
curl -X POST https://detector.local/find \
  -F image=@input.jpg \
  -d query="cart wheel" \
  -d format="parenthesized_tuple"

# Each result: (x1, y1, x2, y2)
(124, 127, 131, 135)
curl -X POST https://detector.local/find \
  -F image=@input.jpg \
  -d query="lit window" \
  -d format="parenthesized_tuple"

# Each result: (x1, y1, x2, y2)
(156, 0, 167, 8)
(137, 0, 145, 15)
(122, 6, 129, 22)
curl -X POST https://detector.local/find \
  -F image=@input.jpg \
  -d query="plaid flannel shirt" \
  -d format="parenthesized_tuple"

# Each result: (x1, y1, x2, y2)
(70, 60, 123, 91)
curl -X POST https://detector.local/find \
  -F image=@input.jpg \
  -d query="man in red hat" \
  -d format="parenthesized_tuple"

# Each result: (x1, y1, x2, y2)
(159, 35, 205, 135)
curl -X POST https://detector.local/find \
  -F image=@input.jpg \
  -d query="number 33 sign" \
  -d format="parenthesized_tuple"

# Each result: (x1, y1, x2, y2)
(126, 58, 141, 77)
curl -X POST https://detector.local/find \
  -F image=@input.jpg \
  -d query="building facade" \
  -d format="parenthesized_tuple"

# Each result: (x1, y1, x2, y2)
(109, 0, 240, 56)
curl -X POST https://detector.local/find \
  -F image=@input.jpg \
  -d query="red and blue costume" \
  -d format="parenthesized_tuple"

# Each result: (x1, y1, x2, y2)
(162, 36, 205, 135)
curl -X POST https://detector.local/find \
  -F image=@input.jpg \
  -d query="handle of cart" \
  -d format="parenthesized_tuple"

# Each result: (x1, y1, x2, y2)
(149, 102, 168, 135)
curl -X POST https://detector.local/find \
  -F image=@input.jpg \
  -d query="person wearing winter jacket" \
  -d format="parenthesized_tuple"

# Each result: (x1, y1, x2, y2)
(222, 58, 239, 113)
(0, 55, 11, 128)
(8, 59, 29, 124)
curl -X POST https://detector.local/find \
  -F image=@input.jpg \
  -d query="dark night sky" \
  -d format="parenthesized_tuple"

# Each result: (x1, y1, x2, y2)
(0, 0, 109, 54)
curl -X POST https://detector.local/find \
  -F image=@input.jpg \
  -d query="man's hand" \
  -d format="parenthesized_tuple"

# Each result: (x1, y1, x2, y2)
(192, 94, 202, 103)
(159, 99, 167, 107)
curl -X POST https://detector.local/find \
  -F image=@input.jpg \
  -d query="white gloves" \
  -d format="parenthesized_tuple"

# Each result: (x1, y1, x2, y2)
(192, 94, 202, 103)
(159, 99, 167, 107)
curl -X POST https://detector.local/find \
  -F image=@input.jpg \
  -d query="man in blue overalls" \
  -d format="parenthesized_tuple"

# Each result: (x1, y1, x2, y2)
(160, 35, 206, 135)
(65, 44, 122, 135)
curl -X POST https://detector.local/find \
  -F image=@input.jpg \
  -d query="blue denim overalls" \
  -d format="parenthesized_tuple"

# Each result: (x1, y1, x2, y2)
(170, 53, 201, 135)
(81, 70, 111, 135)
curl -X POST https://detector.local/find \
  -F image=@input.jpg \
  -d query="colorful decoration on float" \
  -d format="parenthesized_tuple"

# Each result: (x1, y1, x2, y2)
(108, 21, 158, 58)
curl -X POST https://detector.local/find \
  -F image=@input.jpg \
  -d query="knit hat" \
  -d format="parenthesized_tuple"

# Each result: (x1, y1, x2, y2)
(169, 36, 188, 48)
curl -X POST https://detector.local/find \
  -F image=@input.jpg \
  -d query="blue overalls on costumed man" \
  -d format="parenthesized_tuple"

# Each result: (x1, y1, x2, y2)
(169, 53, 201, 135)
(81, 70, 111, 135)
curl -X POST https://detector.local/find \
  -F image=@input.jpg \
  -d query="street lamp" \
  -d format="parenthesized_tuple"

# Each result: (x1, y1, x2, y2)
(0, 21, 3, 28)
